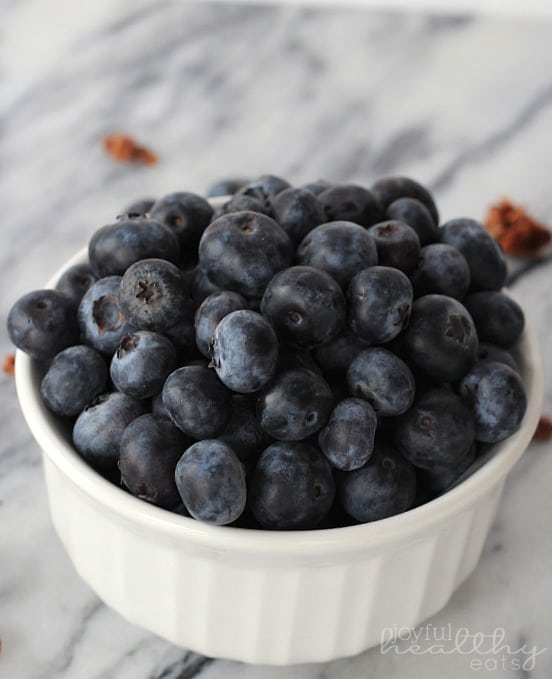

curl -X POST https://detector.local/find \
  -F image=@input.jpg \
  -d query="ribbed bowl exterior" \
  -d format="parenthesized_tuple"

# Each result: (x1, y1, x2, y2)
(43, 455, 505, 664)
(14, 246, 544, 665)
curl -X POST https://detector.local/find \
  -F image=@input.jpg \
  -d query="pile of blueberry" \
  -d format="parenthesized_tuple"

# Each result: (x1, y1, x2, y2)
(7, 175, 528, 530)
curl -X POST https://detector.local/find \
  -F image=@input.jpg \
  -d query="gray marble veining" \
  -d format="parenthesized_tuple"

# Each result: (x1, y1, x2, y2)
(1, 1, 552, 677)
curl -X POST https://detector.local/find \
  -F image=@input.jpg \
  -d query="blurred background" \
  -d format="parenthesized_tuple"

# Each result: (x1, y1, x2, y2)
(2, 1, 552, 678)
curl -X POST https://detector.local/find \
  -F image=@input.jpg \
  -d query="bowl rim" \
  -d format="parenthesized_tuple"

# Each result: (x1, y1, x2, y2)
(14, 246, 544, 556)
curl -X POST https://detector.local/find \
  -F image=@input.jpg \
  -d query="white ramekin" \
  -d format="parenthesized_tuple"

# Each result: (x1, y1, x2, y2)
(14, 247, 543, 665)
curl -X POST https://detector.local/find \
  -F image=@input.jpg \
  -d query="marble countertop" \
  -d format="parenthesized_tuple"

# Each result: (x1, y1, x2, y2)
(2, 1, 552, 677)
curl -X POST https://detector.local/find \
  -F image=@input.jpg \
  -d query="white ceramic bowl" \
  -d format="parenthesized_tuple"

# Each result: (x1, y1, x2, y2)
(14, 248, 543, 665)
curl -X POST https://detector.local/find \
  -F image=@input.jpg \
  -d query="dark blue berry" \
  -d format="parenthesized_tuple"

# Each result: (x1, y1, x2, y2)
(162, 365, 231, 438)
(271, 187, 325, 245)
(199, 211, 293, 299)
(110, 331, 177, 399)
(464, 291, 524, 348)
(276, 344, 322, 375)
(88, 216, 180, 278)
(256, 368, 333, 441)
(210, 310, 278, 393)
(458, 361, 527, 443)
(72, 392, 146, 473)
(439, 218, 507, 291)
(206, 178, 249, 198)
(40, 345, 107, 417)
(410, 243, 470, 300)
(318, 397, 377, 471)
(78, 276, 130, 355)
(194, 291, 249, 358)
(313, 333, 368, 382)
(120, 413, 191, 508)
(218, 193, 272, 217)
(347, 347, 415, 416)
(347, 266, 413, 344)
(393, 388, 475, 469)
(478, 342, 519, 373)
(318, 184, 381, 227)
(297, 221, 378, 288)
(240, 174, 291, 206)
(55, 263, 98, 304)
(249, 441, 335, 529)
(174, 439, 246, 525)
(261, 266, 346, 346)
(119, 259, 190, 332)
(371, 176, 439, 225)
(367, 220, 421, 274)
(404, 294, 478, 382)
(418, 443, 477, 494)
(218, 395, 270, 463)
(385, 197, 438, 246)
(7, 290, 79, 362)
(336, 443, 416, 523)
(149, 192, 213, 265)
(300, 179, 332, 196)
(191, 265, 224, 304)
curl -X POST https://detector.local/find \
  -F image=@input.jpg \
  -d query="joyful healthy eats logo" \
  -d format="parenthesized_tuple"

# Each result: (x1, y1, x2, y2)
(380, 625, 547, 672)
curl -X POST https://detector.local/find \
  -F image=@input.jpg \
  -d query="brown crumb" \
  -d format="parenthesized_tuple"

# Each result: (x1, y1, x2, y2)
(484, 198, 551, 256)
(2, 354, 15, 377)
(103, 134, 158, 165)
(533, 416, 552, 441)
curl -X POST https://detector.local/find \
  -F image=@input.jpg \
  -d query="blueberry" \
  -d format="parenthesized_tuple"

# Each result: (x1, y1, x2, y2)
(418, 443, 477, 494)
(149, 192, 214, 265)
(261, 266, 346, 346)
(464, 291, 525, 348)
(249, 441, 335, 530)
(7, 289, 79, 362)
(300, 179, 332, 196)
(276, 344, 322, 375)
(152, 390, 170, 418)
(367, 220, 420, 274)
(162, 365, 231, 438)
(271, 187, 325, 245)
(371, 176, 439, 225)
(404, 294, 478, 382)
(318, 398, 377, 471)
(194, 291, 249, 358)
(240, 174, 291, 206)
(385, 197, 438, 246)
(124, 198, 156, 215)
(55, 263, 98, 304)
(347, 347, 415, 416)
(78, 276, 131, 355)
(218, 193, 273, 218)
(199, 211, 293, 299)
(120, 413, 191, 508)
(206, 178, 249, 198)
(210, 310, 278, 393)
(110, 331, 177, 399)
(458, 361, 527, 443)
(313, 333, 368, 382)
(119, 259, 190, 332)
(88, 215, 180, 278)
(40, 345, 108, 417)
(478, 342, 519, 373)
(297, 221, 378, 288)
(410, 243, 470, 300)
(347, 266, 413, 344)
(393, 388, 475, 469)
(256, 368, 333, 441)
(318, 184, 382, 227)
(219, 395, 270, 463)
(439, 218, 507, 291)
(72, 392, 147, 473)
(336, 443, 417, 523)
(174, 439, 246, 525)
(191, 265, 224, 304)
(162, 299, 199, 360)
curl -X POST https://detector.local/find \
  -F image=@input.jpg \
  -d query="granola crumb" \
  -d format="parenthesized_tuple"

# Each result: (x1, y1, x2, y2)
(2, 354, 15, 377)
(484, 198, 551, 256)
(533, 416, 552, 441)
(103, 134, 158, 165)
